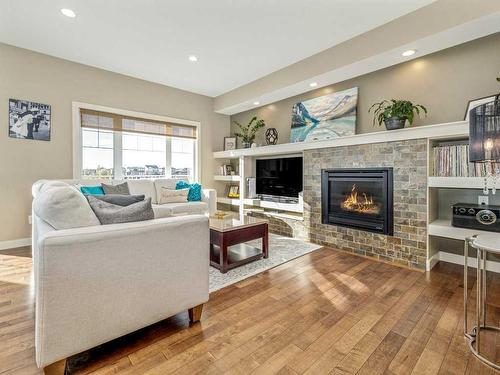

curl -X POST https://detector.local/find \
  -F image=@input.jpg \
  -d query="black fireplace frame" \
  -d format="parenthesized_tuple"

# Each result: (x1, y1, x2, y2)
(321, 168, 394, 235)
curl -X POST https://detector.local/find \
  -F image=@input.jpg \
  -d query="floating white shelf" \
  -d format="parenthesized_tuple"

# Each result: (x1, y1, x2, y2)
(256, 199, 303, 213)
(216, 197, 303, 213)
(244, 208, 304, 221)
(216, 197, 259, 206)
(428, 219, 496, 241)
(213, 175, 240, 182)
(243, 198, 261, 206)
(217, 197, 240, 205)
(428, 177, 486, 189)
(213, 121, 468, 159)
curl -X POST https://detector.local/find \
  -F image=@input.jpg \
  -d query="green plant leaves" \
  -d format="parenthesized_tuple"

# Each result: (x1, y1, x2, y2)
(369, 99, 427, 126)
(232, 117, 266, 143)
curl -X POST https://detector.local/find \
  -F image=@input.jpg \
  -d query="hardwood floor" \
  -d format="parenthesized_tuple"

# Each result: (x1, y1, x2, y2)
(0, 245, 499, 374)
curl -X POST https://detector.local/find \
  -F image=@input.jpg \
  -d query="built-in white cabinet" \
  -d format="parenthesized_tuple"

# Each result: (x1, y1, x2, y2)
(212, 120, 500, 272)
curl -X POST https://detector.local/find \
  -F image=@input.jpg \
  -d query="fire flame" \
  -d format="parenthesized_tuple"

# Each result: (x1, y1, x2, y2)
(341, 184, 380, 214)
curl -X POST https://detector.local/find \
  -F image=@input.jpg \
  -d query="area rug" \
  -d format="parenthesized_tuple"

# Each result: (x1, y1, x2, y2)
(209, 234, 321, 292)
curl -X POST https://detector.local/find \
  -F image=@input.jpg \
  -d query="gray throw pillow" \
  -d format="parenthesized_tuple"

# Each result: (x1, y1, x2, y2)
(87, 196, 154, 225)
(101, 182, 130, 195)
(91, 194, 145, 207)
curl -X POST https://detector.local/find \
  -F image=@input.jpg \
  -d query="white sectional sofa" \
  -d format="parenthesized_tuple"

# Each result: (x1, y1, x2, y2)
(42, 178, 217, 217)
(31, 179, 212, 373)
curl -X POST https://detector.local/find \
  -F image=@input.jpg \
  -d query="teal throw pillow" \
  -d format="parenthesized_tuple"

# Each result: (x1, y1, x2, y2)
(176, 181, 202, 201)
(80, 185, 105, 196)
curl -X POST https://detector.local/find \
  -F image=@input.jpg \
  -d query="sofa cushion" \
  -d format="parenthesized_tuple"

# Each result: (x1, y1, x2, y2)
(176, 181, 202, 201)
(151, 204, 173, 218)
(126, 180, 157, 203)
(33, 182, 100, 229)
(158, 187, 189, 204)
(87, 196, 154, 225)
(91, 194, 145, 207)
(102, 182, 130, 195)
(152, 202, 208, 218)
(154, 179, 185, 203)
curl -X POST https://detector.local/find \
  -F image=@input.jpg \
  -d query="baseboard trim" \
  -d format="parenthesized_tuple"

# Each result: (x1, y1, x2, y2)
(0, 238, 31, 250)
(426, 252, 441, 271)
(434, 251, 500, 274)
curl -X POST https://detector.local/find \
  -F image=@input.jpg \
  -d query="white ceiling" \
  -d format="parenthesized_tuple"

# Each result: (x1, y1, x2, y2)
(0, 0, 435, 97)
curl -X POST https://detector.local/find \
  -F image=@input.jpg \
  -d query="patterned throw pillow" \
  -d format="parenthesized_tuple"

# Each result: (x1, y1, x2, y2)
(101, 182, 130, 195)
(86, 196, 154, 225)
(175, 181, 202, 201)
(159, 187, 189, 204)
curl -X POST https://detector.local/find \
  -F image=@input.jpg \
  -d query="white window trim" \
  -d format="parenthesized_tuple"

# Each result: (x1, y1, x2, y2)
(72, 101, 201, 182)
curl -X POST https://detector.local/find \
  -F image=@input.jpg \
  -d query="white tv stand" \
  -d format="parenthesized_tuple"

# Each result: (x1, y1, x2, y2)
(215, 152, 304, 216)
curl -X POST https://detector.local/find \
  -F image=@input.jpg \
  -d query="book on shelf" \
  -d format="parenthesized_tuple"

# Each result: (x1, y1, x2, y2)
(218, 164, 235, 176)
(433, 142, 499, 177)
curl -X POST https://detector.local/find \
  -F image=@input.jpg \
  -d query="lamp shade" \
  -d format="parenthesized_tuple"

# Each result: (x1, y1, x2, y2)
(469, 98, 500, 162)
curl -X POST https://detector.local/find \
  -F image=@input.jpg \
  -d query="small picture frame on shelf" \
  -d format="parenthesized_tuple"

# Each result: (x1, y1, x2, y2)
(224, 136, 237, 151)
(227, 184, 240, 198)
(218, 164, 233, 176)
(464, 95, 497, 121)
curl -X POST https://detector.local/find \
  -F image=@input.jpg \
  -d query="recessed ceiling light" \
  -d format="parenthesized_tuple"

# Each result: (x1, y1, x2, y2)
(309, 82, 318, 87)
(402, 49, 416, 57)
(60, 8, 76, 18)
(188, 55, 198, 62)
(253, 101, 260, 106)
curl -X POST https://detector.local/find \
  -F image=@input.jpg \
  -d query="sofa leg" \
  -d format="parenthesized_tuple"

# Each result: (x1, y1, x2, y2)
(43, 358, 67, 375)
(188, 304, 204, 323)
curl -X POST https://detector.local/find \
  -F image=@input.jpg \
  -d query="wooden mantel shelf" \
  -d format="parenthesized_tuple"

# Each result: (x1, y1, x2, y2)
(213, 120, 468, 159)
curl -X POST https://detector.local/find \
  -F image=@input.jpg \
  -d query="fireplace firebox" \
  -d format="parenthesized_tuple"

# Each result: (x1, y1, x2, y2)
(321, 168, 393, 235)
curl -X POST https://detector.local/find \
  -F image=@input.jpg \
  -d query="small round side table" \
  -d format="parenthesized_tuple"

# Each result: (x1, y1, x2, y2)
(464, 233, 500, 370)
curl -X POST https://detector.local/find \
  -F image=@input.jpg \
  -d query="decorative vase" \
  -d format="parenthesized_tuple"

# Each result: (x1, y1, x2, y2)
(242, 141, 251, 148)
(384, 117, 406, 130)
(265, 128, 279, 145)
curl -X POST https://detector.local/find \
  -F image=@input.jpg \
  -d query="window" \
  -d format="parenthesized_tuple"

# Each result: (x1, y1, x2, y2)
(171, 138, 195, 178)
(82, 115, 114, 179)
(79, 108, 198, 181)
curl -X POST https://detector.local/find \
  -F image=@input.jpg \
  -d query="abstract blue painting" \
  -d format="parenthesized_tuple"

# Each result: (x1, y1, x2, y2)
(290, 87, 357, 142)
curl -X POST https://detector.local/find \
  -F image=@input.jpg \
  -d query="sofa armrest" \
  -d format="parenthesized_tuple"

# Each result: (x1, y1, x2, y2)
(34, 215, 209, 368)
(202, 188, 217, 215)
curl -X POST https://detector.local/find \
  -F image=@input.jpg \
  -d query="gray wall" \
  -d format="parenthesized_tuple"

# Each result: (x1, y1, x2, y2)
(0, 43, 230, 242)
(230, 33, 500, 147)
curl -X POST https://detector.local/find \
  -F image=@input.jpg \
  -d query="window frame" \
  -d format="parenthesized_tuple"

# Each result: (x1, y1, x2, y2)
(72, 102, 201, 182)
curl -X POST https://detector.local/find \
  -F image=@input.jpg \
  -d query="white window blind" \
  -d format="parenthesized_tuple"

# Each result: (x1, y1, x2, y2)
(80, 109, 197, 139)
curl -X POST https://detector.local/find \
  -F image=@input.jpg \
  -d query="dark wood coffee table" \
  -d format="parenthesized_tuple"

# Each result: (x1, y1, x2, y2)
(209, 214, 268, 273)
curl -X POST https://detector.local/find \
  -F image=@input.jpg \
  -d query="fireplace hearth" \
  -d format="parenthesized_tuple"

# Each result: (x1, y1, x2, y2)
(321, 168, 393, 235)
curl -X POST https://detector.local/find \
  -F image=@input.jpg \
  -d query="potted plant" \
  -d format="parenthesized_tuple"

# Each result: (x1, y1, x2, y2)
(233, 116, 266, 148)
(369, 99, 427, 130)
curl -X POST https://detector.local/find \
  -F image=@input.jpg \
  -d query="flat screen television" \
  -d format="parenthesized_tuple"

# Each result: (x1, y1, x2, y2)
(256, 156, 303, 200)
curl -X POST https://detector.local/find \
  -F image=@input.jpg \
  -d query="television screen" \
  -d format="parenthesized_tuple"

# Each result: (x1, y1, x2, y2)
(256, 157, 303, 198)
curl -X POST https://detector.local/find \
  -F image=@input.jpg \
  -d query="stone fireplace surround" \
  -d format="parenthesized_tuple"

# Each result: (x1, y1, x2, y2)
(303, 139, 428, 270)
(248, 138, 428, 269)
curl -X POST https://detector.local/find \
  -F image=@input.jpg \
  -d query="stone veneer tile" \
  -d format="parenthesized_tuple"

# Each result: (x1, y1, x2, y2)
(245, 139, 427, 271)
(303, 139, 428, 270)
